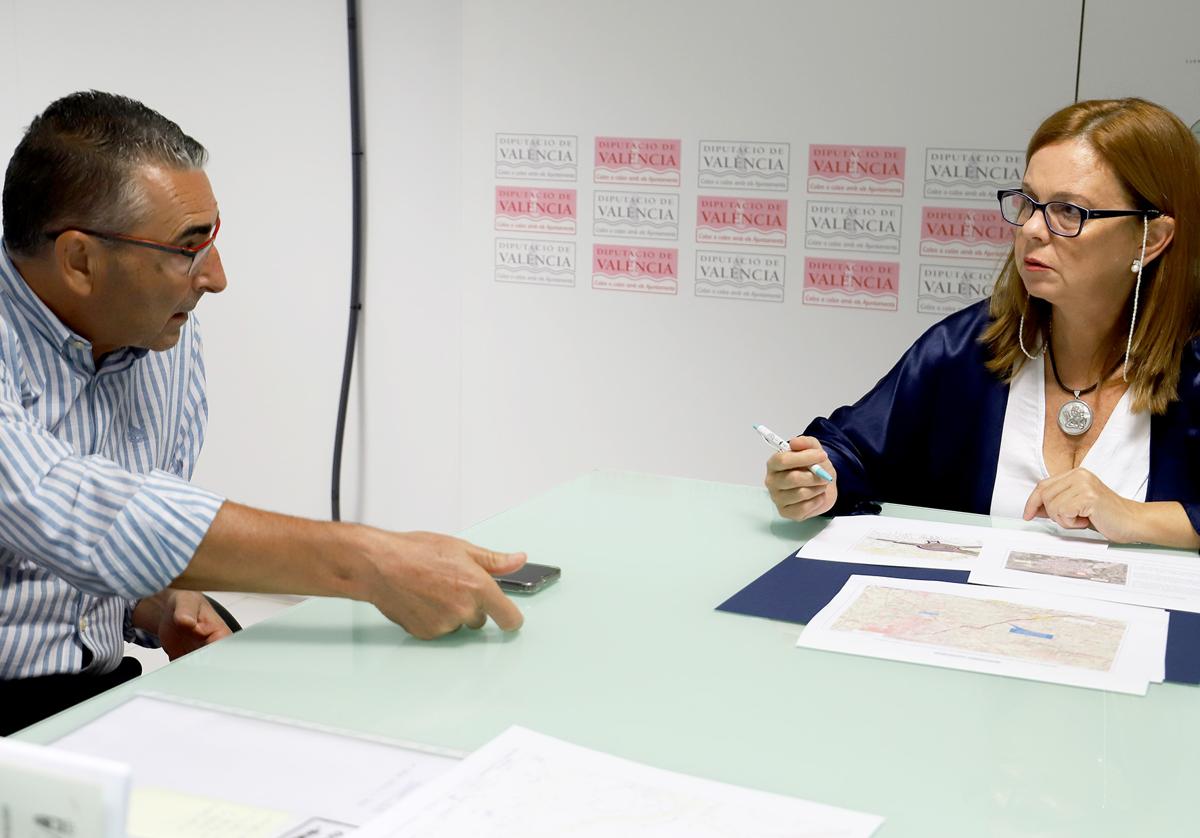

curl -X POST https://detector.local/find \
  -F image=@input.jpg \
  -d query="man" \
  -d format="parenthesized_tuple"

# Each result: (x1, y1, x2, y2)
(0, 91, 526, 734)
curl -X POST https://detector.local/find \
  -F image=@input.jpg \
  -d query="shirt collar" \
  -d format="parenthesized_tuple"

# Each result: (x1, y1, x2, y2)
(0, 241, 146, 372)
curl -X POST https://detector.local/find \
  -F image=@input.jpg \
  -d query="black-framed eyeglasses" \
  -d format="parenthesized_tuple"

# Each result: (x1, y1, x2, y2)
(43, 216, 221, 278)
(996, 189, 1159, 238)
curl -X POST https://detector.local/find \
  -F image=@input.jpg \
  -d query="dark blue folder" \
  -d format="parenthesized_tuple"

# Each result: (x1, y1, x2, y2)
(716, 555, 1200, 686)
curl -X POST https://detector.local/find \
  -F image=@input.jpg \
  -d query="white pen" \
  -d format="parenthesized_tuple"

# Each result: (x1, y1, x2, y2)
(753, 424, 834, 482)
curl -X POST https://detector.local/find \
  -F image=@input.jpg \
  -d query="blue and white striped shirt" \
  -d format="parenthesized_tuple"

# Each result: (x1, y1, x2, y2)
(0, 244, 225, 679)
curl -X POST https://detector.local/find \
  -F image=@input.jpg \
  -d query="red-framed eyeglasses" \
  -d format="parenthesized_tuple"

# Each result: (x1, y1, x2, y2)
(44, 216, 221, 278)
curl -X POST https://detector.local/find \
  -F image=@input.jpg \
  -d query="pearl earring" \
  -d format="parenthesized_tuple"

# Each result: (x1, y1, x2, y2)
(1131, 259, 1142, 273)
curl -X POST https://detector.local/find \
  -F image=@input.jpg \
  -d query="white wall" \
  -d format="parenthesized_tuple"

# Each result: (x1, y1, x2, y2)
(4, 1, 1195, 538)
(453, 0, 1081, 525)
(1077, 0, 1200, 125)
(0, 0, 350, 522)
(342, 0, 465, 533)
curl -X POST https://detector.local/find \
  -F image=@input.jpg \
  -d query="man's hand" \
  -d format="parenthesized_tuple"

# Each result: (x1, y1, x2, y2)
(176, 502, 530, 642)
(765, 436, 838, 521)
(360, 531, 527, 640)
(1022, 468, 1137, 542)
(133, 589, 233, 660)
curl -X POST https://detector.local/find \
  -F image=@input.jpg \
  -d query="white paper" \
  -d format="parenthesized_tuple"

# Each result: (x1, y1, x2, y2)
(52, 694, 459, 833)
(355, 725, 884, 838)
(795, 514, 1109, 572)
(0, 738, 130, 838)
(796, 576, 1168, 695)
(126, 787, 297, 838)
(969, 542, 1200, 615)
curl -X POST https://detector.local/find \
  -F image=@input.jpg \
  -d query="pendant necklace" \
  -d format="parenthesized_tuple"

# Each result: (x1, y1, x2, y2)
(1046, 342, 1117, 437)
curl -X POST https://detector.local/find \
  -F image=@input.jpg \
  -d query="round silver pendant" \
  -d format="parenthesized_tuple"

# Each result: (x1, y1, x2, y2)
(1057, 398, 1093, 436)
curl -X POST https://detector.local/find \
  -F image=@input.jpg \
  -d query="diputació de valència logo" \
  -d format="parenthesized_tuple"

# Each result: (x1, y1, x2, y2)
(494, 238, 576, 288)
(919, 206, 1010, 261)
(592, 244, 678, 295)
(803, 257, 899, 312)
(807, 144, 904, 197)
(804, 200, 902, 255)
(593, 190, 680, 241)
(917, 264, 996, 316)
(495, 133, 579, 182)
(695, 196, 787, 247)
(923, 148, 1022, 201)
(698, 141, 789, 191)
(494, 186, 577, 235)
(694, 251, 785, 303)
(594, 137, 681, 187)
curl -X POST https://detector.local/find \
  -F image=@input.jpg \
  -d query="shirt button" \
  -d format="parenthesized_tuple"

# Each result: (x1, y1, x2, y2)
(79, 617, 88, 630)
(71, 340, 86, 350)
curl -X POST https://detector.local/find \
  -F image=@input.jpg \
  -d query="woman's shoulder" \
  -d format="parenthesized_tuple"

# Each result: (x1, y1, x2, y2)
(903, 299, 993, 363)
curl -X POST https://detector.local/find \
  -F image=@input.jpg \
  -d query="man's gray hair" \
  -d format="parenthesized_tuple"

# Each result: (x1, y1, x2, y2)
(2, 90, 207, 257)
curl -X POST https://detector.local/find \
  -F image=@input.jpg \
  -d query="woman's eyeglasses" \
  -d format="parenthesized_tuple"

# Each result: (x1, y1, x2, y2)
(996, 190, 1158, 238)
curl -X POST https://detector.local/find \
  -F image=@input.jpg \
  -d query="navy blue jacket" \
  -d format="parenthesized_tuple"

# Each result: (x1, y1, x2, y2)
(805, 300, 1200, 535)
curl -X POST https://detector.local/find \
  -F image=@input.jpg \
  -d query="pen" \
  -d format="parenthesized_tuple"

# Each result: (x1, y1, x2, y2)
(753, 424, 834, 483)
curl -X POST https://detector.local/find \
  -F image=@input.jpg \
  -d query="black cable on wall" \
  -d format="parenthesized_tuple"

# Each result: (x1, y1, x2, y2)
(1073, 0, 1086, 102)
(332, 0, 366, 521)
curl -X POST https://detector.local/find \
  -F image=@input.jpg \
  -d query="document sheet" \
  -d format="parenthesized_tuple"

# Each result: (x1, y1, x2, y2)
(52, 695, 458, 837)
(796, 575, 1168, 695)
(969, 542, 1200, 614)
(355, 725, 884, 838)
(795, 514, 1106, 572)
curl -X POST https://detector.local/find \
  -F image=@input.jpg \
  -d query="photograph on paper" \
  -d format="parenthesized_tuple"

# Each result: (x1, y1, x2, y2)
(1004, 550, 1128, 585)
(970, 544, 1200, 614)
(853, 530, 981, 562)
(795, 514, 1108, 572)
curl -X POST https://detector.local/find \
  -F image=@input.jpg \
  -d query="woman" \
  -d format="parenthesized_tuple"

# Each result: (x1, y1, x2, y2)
(766, 98, 1200, 548)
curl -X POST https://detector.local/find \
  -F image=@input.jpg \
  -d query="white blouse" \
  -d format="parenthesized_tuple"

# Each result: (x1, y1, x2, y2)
(990, 353, 1150, 520)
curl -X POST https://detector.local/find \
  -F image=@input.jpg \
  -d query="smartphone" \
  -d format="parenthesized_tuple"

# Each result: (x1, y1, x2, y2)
(495, 562, 561, 594)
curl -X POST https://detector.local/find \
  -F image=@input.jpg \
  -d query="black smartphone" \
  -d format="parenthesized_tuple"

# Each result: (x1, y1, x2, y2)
(495, 562, 561, 594)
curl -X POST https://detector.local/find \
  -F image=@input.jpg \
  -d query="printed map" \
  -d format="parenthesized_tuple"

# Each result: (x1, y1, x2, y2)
(832, 585, 1126, 671)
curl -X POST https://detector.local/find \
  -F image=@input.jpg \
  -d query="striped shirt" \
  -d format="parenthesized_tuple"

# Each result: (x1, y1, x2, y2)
(0, 244, 225, 679)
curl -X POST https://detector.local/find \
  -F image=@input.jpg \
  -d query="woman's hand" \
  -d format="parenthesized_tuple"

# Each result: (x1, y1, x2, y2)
(765, 436, 838, 521)
(1022, 468, 1139, 542)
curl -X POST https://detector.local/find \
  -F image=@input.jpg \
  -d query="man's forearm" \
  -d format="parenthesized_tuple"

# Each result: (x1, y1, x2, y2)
(170, 500, 528, 639)
(170, 501, 378, 602)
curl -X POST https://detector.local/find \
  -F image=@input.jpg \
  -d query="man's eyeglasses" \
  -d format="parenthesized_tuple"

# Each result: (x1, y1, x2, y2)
(996, 189, 1159, 238)
(44, 216, 221, 278)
